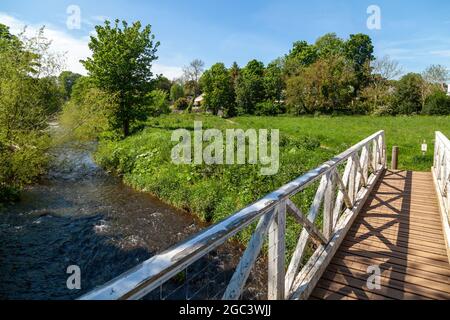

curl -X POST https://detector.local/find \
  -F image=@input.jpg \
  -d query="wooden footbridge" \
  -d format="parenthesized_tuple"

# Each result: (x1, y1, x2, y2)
(81, 131, 450, 300)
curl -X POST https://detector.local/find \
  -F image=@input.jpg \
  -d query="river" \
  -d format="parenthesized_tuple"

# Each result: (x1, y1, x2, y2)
(0, 140, 202, 299)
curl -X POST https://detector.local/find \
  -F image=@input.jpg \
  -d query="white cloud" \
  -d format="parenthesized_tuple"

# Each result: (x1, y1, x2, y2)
(0, 12, 183, 79)
(153, 64, 183, 80)
(430, 50, 450, 58)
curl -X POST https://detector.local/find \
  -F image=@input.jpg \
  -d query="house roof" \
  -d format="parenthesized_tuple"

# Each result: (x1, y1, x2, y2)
(194, 93, 205, 102)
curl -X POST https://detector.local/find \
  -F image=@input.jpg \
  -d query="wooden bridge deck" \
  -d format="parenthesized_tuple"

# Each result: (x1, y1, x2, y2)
(311, 170, 450, 300)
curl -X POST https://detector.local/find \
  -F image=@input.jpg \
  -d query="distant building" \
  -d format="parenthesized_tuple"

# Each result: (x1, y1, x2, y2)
(194, 93, 205, 106)
(447, 83, 450, 96)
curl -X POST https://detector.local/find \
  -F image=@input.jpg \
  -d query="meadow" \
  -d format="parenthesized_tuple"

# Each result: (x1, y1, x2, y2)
(94, 114, 450, 253)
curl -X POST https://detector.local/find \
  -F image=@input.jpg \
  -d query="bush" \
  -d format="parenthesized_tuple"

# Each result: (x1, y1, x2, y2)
(394, 73, 424, 115)
(255, 101, 286, 116)
(422, 90, 450, 115)
(59, 83, 115, 142)
(173, 97, 190, 111)
(148, 89, 170, 117)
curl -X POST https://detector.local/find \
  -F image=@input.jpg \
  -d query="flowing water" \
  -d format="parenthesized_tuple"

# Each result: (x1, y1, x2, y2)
(0, 139, 202, 300)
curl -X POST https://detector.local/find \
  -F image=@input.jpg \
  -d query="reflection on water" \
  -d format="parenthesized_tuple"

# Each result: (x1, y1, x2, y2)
(0, 141, 201, 300)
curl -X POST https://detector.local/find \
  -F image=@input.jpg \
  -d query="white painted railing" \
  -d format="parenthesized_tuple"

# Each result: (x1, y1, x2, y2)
(432, 131, 450, 262)
(80, 131, 386, 300)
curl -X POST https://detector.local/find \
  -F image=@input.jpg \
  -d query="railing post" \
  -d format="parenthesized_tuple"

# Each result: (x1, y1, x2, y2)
(381, 132, 387, 168)
(268, 201, 286, 300)
(433, 134, 439, 173)
(348, 156, 356, 203)
(323, 171, 335, 240)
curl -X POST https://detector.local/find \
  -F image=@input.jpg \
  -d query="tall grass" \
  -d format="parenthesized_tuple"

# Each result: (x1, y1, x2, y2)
(95, 114, 450, 253)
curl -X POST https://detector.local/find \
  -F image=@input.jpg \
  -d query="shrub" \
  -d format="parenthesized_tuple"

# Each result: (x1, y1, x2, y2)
(147, 89, 170, 117)
(422, 90, 450, 115)
(173, 97, 190, 111)
(255, 101, 286, 116)
(394, 73, 424, 115)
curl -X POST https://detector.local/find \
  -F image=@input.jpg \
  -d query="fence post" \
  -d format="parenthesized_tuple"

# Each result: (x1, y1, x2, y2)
(391, 146, 399, 170)
(268, 201, 286, 300)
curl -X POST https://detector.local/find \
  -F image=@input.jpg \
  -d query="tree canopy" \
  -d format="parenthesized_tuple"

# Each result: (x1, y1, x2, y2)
(82, 19, 159, 137)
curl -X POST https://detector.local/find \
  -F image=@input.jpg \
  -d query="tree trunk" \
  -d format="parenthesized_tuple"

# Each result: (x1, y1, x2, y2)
(123, 120, 130, 137)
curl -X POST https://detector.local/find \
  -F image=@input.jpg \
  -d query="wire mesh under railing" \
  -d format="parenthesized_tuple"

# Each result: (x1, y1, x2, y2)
(80, 130, 386, 301)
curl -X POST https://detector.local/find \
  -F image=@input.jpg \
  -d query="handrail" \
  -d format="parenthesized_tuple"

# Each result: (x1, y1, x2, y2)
(80, 130, 386, 300)
(432, 131, 450, 261)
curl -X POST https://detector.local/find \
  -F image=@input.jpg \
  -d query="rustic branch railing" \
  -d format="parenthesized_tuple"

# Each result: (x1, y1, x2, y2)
(432, 131, 450, 261)
(80, 131, 386, 300)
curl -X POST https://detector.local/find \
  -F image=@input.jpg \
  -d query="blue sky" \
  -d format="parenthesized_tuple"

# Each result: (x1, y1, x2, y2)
(1, 0, 449, 79)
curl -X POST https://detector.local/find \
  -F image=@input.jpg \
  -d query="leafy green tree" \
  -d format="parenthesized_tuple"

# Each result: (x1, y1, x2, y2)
(344, 33, 374, 91)
(394, 73, 424, 114)
(81, 20, 160, 137)
(58, 71, 82, 100)
(315, 33, 345, 58)
(200, 63, 236, 116)
(230, 61, 240, 87)
(358, 82, 396, 115)
(0, 24, 61, 200)
(422, 89, 450, 115)
(147, 89, 170, 116)
(153, 75, 172, 92)
(264, 59, 284, 102)
(170, 83, 184, 102)
(286, 55, 356, 114)
(284, 41, 318, 77)
(287, 41, 318, 67)
(235, 60, 265, 114)
(59, 80, 116, 142)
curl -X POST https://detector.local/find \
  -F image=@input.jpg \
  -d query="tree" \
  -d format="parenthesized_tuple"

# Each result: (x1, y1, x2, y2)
(81, 20, 159, 137)
(153, 75, 172, 93)
(421, 65, 449, 105)
(315, 33, 345, 58)
(372, 55, 403, 81)
(287, 41, 318, 66)
(173, 97, 190, 111)
(235, 59, 265, 114)
(200, 63, 235, 116)
(422, 89, 450, 115)
(284, 41, 318, 76)
(344, 33, 374, 91)
(183, 59, 204, 98)
(58, 71, 82, 100)
(230, 61, 240, 87)
(422, 64, 449, 84)
(264, 58, 284, 102)
(170, 83, 184, 102)
(0, 24, 62, 200)
(286, 55, 356, 114)
(147, 89, 170, 116)
(59, 78, 116, 141)
(394, 73, 424, 114)
(358, 82, 396, 115)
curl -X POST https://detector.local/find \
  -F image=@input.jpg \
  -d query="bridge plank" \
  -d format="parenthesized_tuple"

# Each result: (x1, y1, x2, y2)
(311, 170, 450, 300)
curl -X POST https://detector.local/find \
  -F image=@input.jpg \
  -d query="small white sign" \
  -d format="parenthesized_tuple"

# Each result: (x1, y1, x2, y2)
(421, 143, 428, 153)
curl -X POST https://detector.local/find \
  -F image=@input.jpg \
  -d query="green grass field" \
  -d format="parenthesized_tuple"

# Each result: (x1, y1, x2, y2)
(95, 114, 450, 253)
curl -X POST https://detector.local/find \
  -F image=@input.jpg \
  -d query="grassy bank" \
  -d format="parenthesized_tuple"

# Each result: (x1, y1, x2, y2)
(94, 114, 450, 253)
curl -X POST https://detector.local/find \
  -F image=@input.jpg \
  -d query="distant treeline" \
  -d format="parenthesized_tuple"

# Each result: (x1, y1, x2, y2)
(2, 19, 449, 202)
